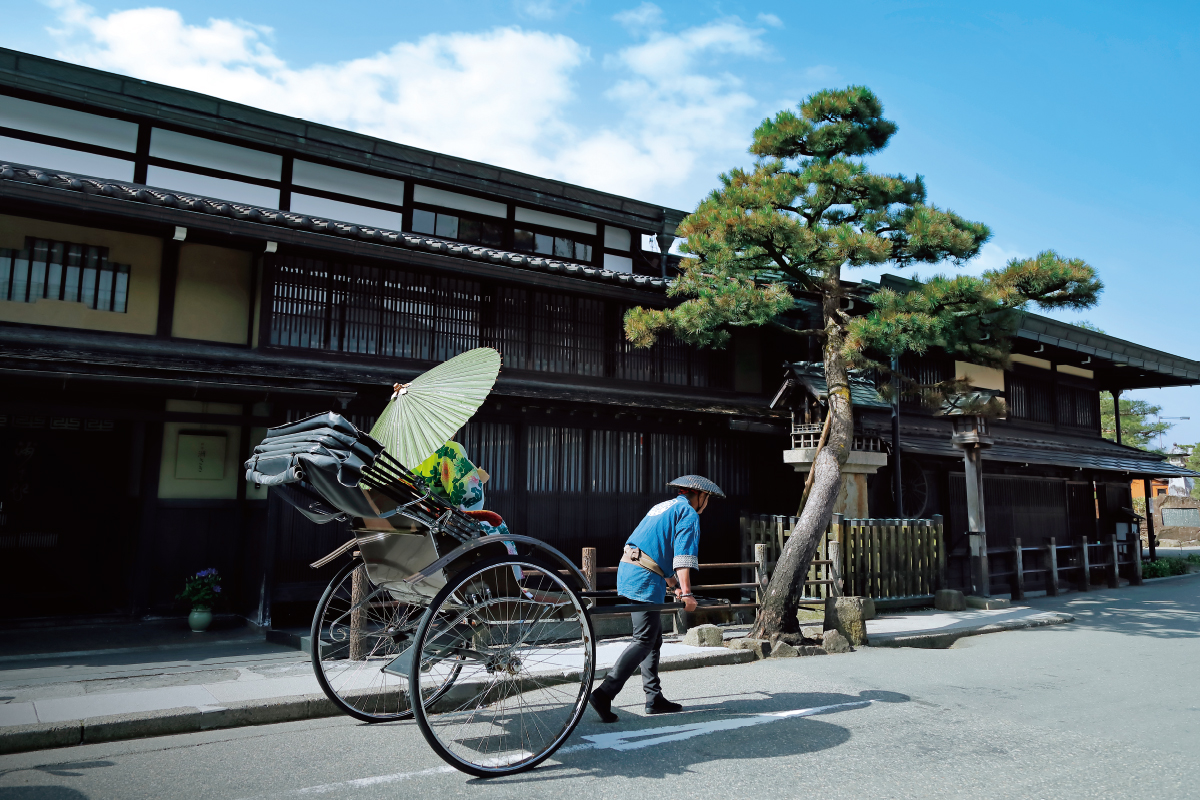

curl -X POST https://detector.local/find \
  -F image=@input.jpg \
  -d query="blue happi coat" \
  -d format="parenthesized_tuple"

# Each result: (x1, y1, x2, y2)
(616, 495, 701, 603)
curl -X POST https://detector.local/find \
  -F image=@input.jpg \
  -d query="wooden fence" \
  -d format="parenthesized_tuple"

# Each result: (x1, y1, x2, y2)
(740, 513, 842, 601)
(741, 513, 946, 602)
(978, 534, 1142, 598)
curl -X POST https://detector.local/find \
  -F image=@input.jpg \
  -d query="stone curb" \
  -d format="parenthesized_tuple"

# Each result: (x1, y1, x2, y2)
(0, 693, 341, 756)
(867, 612, 1075, 649)
(0, 648, 755, 756)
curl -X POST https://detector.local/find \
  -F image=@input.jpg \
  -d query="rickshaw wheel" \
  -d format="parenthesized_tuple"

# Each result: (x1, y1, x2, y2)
(410, 554, 595, 777)
(311, 559, 460, 723)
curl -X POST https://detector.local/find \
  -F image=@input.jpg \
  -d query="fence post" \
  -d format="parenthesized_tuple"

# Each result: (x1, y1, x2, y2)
(829, 540, 843, 597)
(1080, 536, 1091, 591)
(1108, 534, 1120, 588)
(933, 515, 946, 591)
(830, 513, 843, 599)
(1046, 538, 1060, 596)
(754, 543, 768, 607)
(1131, 535, 1143, 585)
(1013, 538, 1025, 601)
(581, 547, 597, 592)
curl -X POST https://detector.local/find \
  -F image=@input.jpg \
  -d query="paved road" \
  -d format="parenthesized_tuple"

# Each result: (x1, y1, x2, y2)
(2, 574, 1198, 800)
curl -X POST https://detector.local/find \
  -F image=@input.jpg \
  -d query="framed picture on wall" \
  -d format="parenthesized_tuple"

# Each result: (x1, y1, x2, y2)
(175, 432, 227, 480)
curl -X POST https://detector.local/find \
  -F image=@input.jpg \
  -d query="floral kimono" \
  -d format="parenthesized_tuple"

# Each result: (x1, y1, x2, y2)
(414, 441, 487, 511)
(414, 441, 515, 541)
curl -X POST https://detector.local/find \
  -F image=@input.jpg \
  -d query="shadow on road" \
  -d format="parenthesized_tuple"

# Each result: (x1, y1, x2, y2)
(0, 787, 90, 799)
(1028, 574, 1200, 640)
(480, 689, 907, 783)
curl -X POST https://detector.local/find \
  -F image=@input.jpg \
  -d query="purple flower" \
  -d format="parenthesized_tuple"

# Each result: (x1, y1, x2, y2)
(213, 586, 221, 593)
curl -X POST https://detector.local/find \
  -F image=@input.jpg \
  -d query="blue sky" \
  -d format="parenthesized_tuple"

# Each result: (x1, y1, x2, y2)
(6, 0, 1199, 445)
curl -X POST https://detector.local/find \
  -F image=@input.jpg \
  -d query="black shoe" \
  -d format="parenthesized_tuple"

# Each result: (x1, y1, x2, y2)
(645, 696, 683, 715)
(590, 687, 619, 723)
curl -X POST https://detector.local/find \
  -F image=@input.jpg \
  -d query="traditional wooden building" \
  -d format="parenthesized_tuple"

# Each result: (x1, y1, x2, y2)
(2, 50, 1197, 624)
(0, 50, 804, 626)
(772, 275, 1200, 593)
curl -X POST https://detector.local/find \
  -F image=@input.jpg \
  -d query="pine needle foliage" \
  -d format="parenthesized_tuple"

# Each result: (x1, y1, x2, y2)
(625, 86, 1103, 638)
(1100, 393, 1171, 451)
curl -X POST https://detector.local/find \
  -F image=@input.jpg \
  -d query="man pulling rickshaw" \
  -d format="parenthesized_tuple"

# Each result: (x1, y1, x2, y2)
(589, 475, 725, 723)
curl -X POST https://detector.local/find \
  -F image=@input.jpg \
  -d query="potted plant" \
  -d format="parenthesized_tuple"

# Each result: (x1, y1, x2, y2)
(177, 568, 222, 632)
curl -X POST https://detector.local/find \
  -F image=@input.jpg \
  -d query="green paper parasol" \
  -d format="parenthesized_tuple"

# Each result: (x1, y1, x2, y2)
(370, 347, 502, 469)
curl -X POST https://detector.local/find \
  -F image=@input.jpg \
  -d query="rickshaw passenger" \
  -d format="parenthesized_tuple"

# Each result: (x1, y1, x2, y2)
(589, 475, 724, 723)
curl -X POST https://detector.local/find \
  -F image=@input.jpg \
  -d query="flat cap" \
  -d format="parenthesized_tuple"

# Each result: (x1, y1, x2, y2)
(666, 475, 725, 498)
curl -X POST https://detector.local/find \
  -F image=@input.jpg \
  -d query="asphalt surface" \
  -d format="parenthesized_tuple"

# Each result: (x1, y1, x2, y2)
(1, 574, 1197, 800)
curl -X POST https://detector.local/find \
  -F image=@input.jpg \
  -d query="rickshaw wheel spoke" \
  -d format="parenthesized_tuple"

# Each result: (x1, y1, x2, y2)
(310, 560, 460, 723)
(410, 555, 595, 778)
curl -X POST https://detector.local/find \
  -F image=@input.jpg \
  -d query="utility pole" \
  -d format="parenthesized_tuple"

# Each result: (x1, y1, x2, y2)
(891, 355, 903, 518)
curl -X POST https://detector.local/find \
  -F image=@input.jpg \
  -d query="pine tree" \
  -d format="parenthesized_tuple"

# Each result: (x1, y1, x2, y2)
(1100, 393, 1171, 451)
(625, 87, 1102, 638)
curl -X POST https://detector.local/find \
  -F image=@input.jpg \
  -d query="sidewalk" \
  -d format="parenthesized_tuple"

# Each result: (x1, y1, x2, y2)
(0, 600, 1077, 755)
(864, 604, 1073, 648)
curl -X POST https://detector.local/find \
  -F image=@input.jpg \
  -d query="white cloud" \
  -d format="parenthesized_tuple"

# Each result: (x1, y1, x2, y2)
(614, 3, 666, 32)
(963, 241, 1028, 276)
(41, 0, 773, 205)
(756, 12, 783, 28)
(516, 0, 583, 20)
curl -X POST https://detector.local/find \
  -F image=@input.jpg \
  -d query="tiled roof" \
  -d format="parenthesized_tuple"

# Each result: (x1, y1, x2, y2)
(0, 48, 689, 233)
(0, 162, 670, 291)
(896, 424, 1200, 478)
(776, 361, 892, 410)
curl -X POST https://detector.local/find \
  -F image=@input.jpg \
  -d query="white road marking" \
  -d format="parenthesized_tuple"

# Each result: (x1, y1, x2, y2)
(579, 699, 874, 751)
(237, 765, 458, 798)
(236, 699, 873, 797)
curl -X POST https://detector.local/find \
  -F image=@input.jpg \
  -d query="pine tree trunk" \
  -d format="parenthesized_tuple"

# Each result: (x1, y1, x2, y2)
(749, 286, 853, 638)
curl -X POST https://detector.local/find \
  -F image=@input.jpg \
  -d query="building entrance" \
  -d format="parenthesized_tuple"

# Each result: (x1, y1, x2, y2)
(0, 416, 136, 619)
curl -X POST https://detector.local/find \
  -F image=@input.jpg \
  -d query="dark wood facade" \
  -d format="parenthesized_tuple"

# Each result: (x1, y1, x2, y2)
(0, 50, 800, 625)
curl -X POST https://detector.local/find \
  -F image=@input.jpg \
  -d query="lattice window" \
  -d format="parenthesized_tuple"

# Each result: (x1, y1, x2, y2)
(459, 422, 515, 491)
(1056, 385, 1099, 431)
(488, 285, 528, 370)
(272, 255, 479, 359)
(526, 425, 586, 493)
(271, 256, 331, 349)
(269, 256, 732, 388)
(649, 433, 697, 490)
(1006, 373, 1055, 424)
(1, 237, 129, 312)
(590, 430, 644, 493)
(705, 437, 750, 497)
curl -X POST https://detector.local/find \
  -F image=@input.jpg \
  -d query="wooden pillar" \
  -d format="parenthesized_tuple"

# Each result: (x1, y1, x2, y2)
(581, 547, 597, 592)
(933, 514, 946, 591)
(156, 238, 182, 338)
(1112, 389, 1123, 446)
(754, 543, 768, 606)
(1013, 538, 1025, 601)
(1132, 536, 1144, 585)
(969, 532, 990, 597)
(1108, 533, 1120, 588)
(1046, 537, 1060, 597)
(1143, 479, 1157, 562)
(963, 444, 989, 596)
(1080, 536, 1091, 591)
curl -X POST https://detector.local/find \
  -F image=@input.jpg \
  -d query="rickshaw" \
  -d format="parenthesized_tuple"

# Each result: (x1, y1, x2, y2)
(246, 410, 686, 778)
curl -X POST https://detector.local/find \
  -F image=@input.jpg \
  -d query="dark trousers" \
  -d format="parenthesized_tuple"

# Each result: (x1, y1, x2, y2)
(598, 602, 662, 701)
